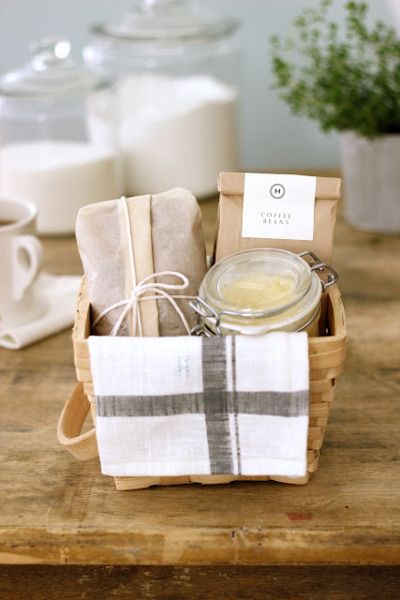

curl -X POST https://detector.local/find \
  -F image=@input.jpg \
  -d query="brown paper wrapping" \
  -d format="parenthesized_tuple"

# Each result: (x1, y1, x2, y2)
(125, 195, 159, 336)
(76, 188, 207, 337)
(151, 188, 207, 336)
(215, 172, 342, 265)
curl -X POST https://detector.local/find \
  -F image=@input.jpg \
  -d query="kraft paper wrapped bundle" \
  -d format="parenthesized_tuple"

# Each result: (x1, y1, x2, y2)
(215, 173, 342, 264)
(76, 188, 207, 337)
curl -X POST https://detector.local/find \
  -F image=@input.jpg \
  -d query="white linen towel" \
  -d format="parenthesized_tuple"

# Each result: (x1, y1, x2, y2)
(88, 332, 309, 478)
(0, 272, 81, 350)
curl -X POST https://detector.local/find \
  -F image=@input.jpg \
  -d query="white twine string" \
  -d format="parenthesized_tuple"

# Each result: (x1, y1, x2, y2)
(93, 196, 195, 337)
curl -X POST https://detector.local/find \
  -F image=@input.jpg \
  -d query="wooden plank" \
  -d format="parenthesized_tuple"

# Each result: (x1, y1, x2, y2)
(1, 565, 399, 600)
(0, 201, 400, 566)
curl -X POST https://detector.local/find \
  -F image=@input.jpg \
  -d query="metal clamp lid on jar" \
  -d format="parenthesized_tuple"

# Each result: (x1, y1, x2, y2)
(190, 249, 339, 337)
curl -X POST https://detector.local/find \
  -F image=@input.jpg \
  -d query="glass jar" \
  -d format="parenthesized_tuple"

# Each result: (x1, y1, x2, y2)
(84, 0, 240, 198)
(0, 37, 122, 235)
(191, 249, 339, 336)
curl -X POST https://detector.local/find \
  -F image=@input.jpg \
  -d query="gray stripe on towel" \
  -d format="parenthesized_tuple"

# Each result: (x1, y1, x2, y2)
(201, 337, 234, 475)
(97, 390, 309, 418)
(231, 336, 242, 475)
(97, 393, 205, 417)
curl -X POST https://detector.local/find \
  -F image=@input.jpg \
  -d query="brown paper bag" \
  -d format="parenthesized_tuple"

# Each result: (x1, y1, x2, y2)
(76, 188, 207, 337)
(215, 172, 341, 264)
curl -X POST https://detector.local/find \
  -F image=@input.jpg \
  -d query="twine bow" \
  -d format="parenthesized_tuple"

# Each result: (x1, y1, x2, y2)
(93, 196, 194, 337)
(93, 270, 193, 336)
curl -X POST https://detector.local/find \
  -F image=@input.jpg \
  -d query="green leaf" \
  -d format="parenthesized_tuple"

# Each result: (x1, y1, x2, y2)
(269, 0, 400, 136)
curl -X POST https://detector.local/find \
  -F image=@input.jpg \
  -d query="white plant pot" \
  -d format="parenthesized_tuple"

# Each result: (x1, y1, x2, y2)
(340, 132, 400, 233)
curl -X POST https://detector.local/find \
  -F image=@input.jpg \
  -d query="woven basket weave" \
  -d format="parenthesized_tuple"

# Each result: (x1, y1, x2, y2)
(57, 277, 347, 490)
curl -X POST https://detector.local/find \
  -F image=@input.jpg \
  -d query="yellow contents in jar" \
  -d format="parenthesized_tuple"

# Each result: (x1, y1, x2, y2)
(220, 272, 296, 311)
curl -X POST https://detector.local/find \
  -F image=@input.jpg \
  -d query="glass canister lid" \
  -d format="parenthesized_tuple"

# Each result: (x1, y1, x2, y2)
(0, 37, 112, 97)
(90, 0, 239, 50)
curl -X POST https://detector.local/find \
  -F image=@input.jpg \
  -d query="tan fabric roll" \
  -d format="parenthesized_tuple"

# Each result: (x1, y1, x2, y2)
(151, 188, 207, 336)
(76, 188, 207, 337)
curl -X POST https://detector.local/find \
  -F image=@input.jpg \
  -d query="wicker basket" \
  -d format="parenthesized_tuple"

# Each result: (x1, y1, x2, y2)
(57, 277, 347, 490)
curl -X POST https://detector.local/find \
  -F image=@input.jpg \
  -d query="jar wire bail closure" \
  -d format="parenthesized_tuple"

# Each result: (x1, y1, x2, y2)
(190, 250, 339, 337)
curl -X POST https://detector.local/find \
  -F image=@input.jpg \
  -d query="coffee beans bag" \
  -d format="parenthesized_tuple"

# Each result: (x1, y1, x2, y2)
(215, 172, 341, 264)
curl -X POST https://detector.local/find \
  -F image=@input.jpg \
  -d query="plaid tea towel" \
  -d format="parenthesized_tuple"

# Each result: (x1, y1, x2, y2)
(88, 333, 309, 478)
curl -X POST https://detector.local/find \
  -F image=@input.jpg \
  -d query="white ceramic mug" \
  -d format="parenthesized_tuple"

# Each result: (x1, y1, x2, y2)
(0, 198, 43, 327)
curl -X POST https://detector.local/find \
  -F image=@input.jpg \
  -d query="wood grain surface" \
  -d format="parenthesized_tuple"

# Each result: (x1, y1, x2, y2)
(0, 197, 400, 572)
(1, 565, 400, 599)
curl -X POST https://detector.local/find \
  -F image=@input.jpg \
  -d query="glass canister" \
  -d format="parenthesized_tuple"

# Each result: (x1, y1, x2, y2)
(0, 37, 122, 235)
(84, 0, 240, 198)
(190, 249, 339, 336)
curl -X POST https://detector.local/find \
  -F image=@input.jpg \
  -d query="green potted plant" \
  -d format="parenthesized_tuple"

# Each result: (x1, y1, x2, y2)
(271, 0, 400, 233)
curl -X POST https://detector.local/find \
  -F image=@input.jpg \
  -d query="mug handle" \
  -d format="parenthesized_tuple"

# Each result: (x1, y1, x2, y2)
(12, 235, 43, 301)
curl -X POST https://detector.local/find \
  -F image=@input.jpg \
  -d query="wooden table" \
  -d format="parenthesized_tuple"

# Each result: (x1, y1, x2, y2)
(1, 197, 400, 599)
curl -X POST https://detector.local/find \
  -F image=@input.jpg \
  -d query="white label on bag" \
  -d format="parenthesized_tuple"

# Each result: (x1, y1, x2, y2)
(242, 173, 316, 240)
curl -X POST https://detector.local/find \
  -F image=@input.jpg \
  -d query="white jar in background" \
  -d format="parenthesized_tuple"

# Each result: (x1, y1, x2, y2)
(0, 38, 122, 235)
(84, 0, 241, 198)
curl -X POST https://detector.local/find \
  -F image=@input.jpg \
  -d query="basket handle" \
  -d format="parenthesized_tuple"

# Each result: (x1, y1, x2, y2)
(57, 382, 98, 460)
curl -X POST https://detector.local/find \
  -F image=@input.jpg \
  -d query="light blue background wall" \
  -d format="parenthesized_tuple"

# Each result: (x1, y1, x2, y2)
(0, 0, 395, 170)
